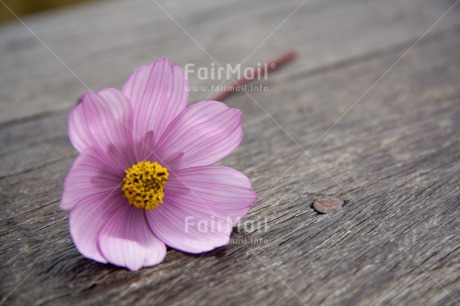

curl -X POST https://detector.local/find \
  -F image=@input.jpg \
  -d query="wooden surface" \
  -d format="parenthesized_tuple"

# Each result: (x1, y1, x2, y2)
(1, 0, 459, 305)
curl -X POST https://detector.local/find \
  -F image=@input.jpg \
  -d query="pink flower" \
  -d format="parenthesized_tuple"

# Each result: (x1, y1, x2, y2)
(60, 58, 258, 271)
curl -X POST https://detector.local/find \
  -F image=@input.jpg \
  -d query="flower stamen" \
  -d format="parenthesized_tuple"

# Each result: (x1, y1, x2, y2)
(122, 161, 169, 210)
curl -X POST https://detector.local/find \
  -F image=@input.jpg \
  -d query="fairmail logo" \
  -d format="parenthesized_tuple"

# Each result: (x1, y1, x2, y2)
(185, 62, 271, 81)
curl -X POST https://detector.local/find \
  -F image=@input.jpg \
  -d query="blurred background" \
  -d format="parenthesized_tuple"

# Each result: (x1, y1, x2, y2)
(0, 0, 96, 24)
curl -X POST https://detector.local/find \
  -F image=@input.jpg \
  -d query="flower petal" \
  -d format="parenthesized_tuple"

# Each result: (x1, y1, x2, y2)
(146, 166, 257, 253)
(147, 200, 232, 254)
(133, 130, 155, 162)
(69, 192, 124, 263)
(98, 205, 167, 271)
(122, 58, 189, 145)
(61, 147, 127, 263)
(60, 148, 125, 211)
(156, 101, 243, 170)
(169, 165, 258, 221)
(68, 88, 133, 153)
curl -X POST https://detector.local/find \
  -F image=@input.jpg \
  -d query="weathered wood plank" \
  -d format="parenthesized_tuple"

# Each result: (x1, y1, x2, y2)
(1, 0, 459, 305)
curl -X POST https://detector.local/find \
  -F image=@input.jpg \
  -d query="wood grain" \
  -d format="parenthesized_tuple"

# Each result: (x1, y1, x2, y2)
(1, 0, 459, 305)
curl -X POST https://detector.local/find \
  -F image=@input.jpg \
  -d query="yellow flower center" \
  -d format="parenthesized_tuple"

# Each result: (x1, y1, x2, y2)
(122, 161, 169, 210)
